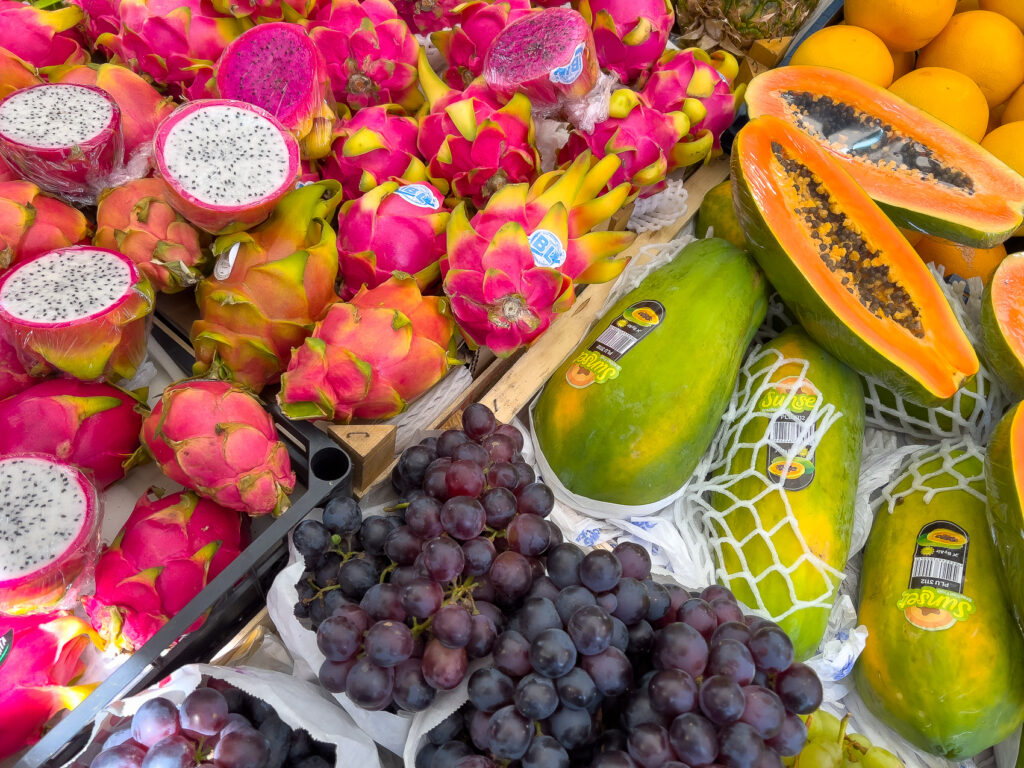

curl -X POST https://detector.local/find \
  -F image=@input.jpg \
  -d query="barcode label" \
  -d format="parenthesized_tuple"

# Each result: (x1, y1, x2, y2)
(595, 326, 636, 355)
(911, 558, 963, 584)
(770, 419, 801, 444)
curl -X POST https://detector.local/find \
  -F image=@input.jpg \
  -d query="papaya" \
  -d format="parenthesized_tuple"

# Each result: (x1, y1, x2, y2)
(696, 180, 746, 249)
(745, 65, 1024, 247)
(985, 402, 1024, 633)
(855, 444, 1024, 759)
(731, 115, 979, 407)
(533, 238, 768, 506)
(710, 326, 864, 660)
(981, 251, 1024, 398)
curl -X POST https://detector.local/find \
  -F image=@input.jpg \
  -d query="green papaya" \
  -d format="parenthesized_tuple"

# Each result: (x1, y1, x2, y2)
(855, 444, 1024, 759)
(985, 401, 1024, 634)
(710, 326, 864, 660)
(696, 180, 746, 249)
(533, 238, 768, 506)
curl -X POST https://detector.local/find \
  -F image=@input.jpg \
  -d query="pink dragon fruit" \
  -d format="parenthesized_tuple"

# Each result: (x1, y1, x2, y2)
(0, 154, 19, 182)
(482, 7, 600, 108)
(278, 276, 459, 421)
(0, 334, 33, 400)
(0, 180, 90, 272)
(337, 181, 450, 299)
(320, 104, 426, 199)
(307, 0, 422, 113)
(0, 246, 155, 382)
(0, 611, 101, 759)
(0, 379, 144, 489)
(69, 0, 121, 43)
(82, 488, 247, 652)
(0, 48, 42, 100)
(391, 0, 462, 33)
(215, 21, 336, 160)
(154, 99, 301, 235)
(639, 48, 743, 155)
(417, 54, 540, 208)
(0, 83, 124, 203)
(47, 63, 176, 164)
(0, 0, 89, 69)
(142, 379, 297, 516)
(575, 0, 674, 85)
(0, 453, 102, 615)
(209, 0, 314, 22)
(431, 0, 533, 90)
(94, 178, 211, 294)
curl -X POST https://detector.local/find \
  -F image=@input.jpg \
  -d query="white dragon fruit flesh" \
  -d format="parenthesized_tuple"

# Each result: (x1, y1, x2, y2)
(0, 453, 101, 615)
(0, 246, 156, 382)
(154, 99, 301, 235)
(0, 83, 124, 203)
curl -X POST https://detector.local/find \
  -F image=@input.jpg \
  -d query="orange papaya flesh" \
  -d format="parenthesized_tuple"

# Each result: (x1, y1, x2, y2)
(981, 252, 1024, 397)
(732, 115, 979, 407)
(986, 402, 1024, 634)
(746, 66, 1024, 248)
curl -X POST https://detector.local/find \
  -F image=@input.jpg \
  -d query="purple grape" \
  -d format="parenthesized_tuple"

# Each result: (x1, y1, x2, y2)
(548, 706, 593, 749)
(437, 429, 470, 457)
(401, 578, 444, 619)
(433, 604, 473, 648)
(462, 537, 496, 576)
(140, 735, 194, 768)
(446, 460, 486, 499)
(338, 556, 378, 601)
(517, 483, 554, 517)
(567, 604, 614, 656)
(512, 462, 536, 493)
(747, 627, 794, 674)
(547, 520, 564, 546)
(718, 722, 765, 768)
(467, 613, 498, 658)
(658, 585, 689, 629)
(468, 667, 515, 712)
(427, 711, 464, 745)
(453, 756, 495, 768)
(702, 585, 737, 603)
(317, 616, 362, 662)
(773, 662, 823, 714)
(406, 496, 444, 538)
(739, 685, 786, 739)
(711, 598, 745, 625)
(462, 403, 496, 440)
(364, 621, 414, 667)
(621, 689, 666, 730)
(481, 433, 517, 464)
(494, 422, 524, 451)
(318, 658, 356, 693)
(627, 619, 655, 656)
(527, 575, 561, 602)
(555, 584, 597, 624)
(556, 666, 599, 711)
(627, 723, 674, 768)
(487, 705, 532, 759)
(322, 495, 363, 536)
(652, 622, 709, 678)
(422, 536, 466, 583)
(518, 596, 563, 642)
(579, 550, 622, 593)
(590, 750, 637, 768)
(765, 713, 808, 756)
(486, 462, 519, 490)
(515, 673, 559, 720)
(508, 514, 552, 556)
(522, 735, 569, 768)
(131, 698, 180, 748)
(712, 621, 752, 647)
(452, 441, 490, 467)
(100, 729, 135, 751)
(345, 658, 395, 710)
(580, 646, 632, 696)
(90, 742, 147, 768)
(440, 496, 487, 541)
(668, 712, 719, 767)
(494, 630, 532, 677)
(421, 640, 468, 690)
(613, 542, 652, 580)
(647, 669, 697, 718)
(699, 675, 745, 725)
(432, 741, 471, 768)
(469, 708, 492, 751)
(360, 583, 405, 622)
(529, 628, 577, 678)
(178, 687, 228, 736)
(611, 578, 651, 626)
(489, 551, 534, 601)
(708, 639, 756, 685)
(481, 487, 517, 528)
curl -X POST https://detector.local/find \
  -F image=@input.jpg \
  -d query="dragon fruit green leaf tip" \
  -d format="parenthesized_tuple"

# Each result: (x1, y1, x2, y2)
(0, 453, 101, 616)
(154, 99, 301, 236)
(0, 246, 155, 382)
(0, 83, 124, 202)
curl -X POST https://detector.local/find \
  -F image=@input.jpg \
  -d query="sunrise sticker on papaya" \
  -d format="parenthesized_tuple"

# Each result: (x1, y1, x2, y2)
(565, 300, 665, 389)
(759, 376, 820, 490)
(897, 520, 975, 631)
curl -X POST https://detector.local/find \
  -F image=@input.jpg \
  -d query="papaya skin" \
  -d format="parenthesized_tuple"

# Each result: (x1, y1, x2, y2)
(981, 252, 1024, 398)
(696, 180, 746, 249)
(985, 402, 1024, 634)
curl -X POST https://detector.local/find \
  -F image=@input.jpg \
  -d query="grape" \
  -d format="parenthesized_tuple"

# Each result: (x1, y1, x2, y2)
(469, 707, 492, 750)
(292, 520, 330, 567)
(508, 514, 552, 556)
(755, 748, 783, 768)
(441, 496, 487, 541)
(641, 581, 670, 623)
(469, 667, 516, 712)
(581, 646, 632, 696)
(517, 483, 554, 517)
(474, 601, 503, 631)
(346, 658, 395, 710)
(452, 441, 490, 467)
(360, 583, 405, 621)
(437, 429, 470, 457)
(773, 662, 823, 714)
(555, 584, 597, 624)
(494, 630, 533, 677)
(738, 685, 786, 739)
(91, 742, 147, 768)
(486, 462, 519, 490)
(491, 422, 523, 451)
(652, 622, 709, 678)
(481, 433, 517, 465)
(627, 723, 673, 768)
(659, 585, 690, 629)
(596, 589, 617, 615)
(487, 705, 533, 759)
(323, 589, 349, 616)
(708, 638, 756, 685)
(401, 578, 444, 619)
(318, 658, 355, 693)
(621, 689, 665, 729)
(416, 744, 438, 768)
(432, 741, 472, 768)
(669, 712, 719, 767)
(131, 698, 180, 748)
(547, 520, 564, 547)
(384, 525, 424, 565)
(323, 496, 362, 536)
(467, 613, 498, 658)
(613, 542, 652, 580)
(548, 706, 593, 750)
(101, 729, 134, 751)
(178, 687, 228, 736)
(364, 621, 414, 667)
(489, 551, 534, 601)
(580, 550, 623, 593)
(453, 757, 495, 768)
(462, 403, 496, 439)
(446, 460, 486, 498)
(527, 555, 547, 580)
(472, 578, 496, 603)
(334, 557, 375, 602)
(527, 575, 561, 602)
(424, 462, 451, 500)
(711, 598, 745, 625)
(610, 617, 630, 652)
(428, 711, 464, 745)
(463, 537, 496, 576)
(512, 462, 536, 492)
(567, 604, 613, 656)
(611, 578, 650, 626)
(481, 487, 517, 528)
(518, 596, 563, 642)
(699, 675, 745, 725)
(422, 639, 468, 690)
(702, 585, 737, 603)
(515, 673, 559, 720)
(433, 604, 473, 648)
(591, 751, 638, 768)
(557, 666, 600, 710)
(529, 628, 578, 678)
(648, 668, 697, 718)
(313, 551, 342, 586)
(406, 496, 444, 538)
(395, 445, 436, 493)
(711, 621, 752, 647)
(717, 722, 765, 768)
(744, 616, 778, 632)
(523, 734, 570, 768)
(360, 515, 399, 556)
(140, 735, 195, 768)
(747, 627, 794, 674)
(422, 536, 466, 583)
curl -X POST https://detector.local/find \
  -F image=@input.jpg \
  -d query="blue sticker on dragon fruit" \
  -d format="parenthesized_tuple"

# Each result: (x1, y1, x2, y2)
(0, 629, 11, 669)
(528, 229, 567, 269)
(396, 184, 441, 210)
(550, 43, 585, 85)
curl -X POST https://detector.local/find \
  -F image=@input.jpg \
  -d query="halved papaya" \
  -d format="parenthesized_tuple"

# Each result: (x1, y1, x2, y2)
(981, 252, 1024, 398)
(985, 402, 1024, 633)
(732, 115, 979, 406)
(745, 66, 1024, 248)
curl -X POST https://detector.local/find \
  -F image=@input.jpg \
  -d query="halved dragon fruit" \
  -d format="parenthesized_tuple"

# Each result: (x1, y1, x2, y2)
(154, 99, 301, 235)
(0, 453, 101, 615)
(0, 83, 124, 202)
(0, 246, 156, 382)
(482, 7, 599, 108)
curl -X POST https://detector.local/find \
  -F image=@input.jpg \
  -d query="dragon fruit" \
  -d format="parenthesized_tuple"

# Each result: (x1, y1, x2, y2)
(575, 0, 674, 85)
(210, 0, 314, 21)
(0, 453, 101, 615)
(0, 83, 124, 203)
(191, 180, 341, 391)
(320, 104, 426, 199)
(391, 0, 462, 33)
(142, 379, 296, 516)
(94, 178, 210, 294)
(154, 99, 301, 235)
(0, 611, 101, 759)
(279, 276, 459, 421)
(215, 21, 335, 160)
(337, 181, 450, 299)
(639, 47, 743, 154)
(0, 246, 155, 382)
(47, 63, 176, 165)
(432, 0, 533, 90)
(0, 154, 19, 182)
(482, 7, 600, 108)
(0, 1, 89, 69)
(0, 48, 42, 100)
(70, 0, 121, 43)
(0, 334, 33, 400)
(82, 488, 247, 652)
(0, 379, 143, 489)
(307, 0, 422, 113)
(0, 180, 90, 272)
(417, 54, 540, 207)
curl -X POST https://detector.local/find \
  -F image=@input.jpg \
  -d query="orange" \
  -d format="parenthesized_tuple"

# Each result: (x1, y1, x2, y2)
(918, 11, 1024, 106)
(980, 0, 1024, 30)
(1003, 82, 1024, 123)
(890, 49, 916, 80)
(982, 120, 1024, 173)
(789, 26, 895, 88)
(844, 0, 956, 52)
(956, 0, 980, 11)
(889, 67, 989, 142)
(914, 234, 1007, 283)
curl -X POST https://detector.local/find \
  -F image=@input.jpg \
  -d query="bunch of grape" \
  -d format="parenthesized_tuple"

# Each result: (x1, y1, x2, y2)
(415, 543, 824, 768)
(291, 403, 563, 713)
(793, 711, 903, 768)
(89, 683, 336, 768)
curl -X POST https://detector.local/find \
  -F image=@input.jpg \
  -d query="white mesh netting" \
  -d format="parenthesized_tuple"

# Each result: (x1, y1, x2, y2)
(627, 177, 691, 234)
